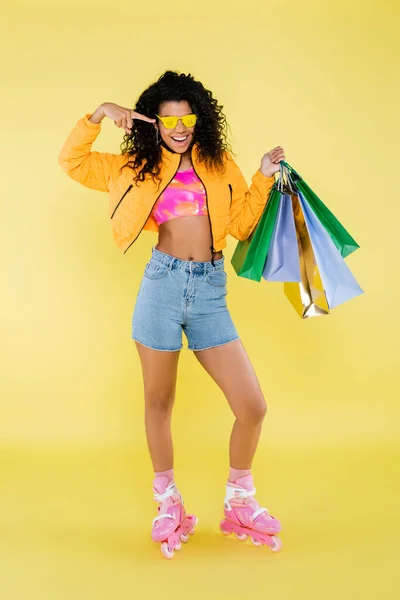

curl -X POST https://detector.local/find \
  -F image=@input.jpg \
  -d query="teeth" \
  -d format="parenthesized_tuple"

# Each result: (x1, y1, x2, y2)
(173, 136, 187, 141)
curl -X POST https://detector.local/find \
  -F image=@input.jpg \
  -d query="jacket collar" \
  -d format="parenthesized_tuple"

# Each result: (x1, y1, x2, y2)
(160, 141, 200, 167)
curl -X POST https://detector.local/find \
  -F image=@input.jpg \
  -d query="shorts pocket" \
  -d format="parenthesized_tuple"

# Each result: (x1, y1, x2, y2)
(144, 260, 168, 280)
(206, 270, 227, 287)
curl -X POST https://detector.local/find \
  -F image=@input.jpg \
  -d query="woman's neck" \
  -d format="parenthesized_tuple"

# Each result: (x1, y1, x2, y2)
(178, 147, 193, 171)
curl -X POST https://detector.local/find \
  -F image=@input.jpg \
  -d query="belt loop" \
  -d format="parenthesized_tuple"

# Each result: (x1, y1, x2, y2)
(168, 257, 174, 271)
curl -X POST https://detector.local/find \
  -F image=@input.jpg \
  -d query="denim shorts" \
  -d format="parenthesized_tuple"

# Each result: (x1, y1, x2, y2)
(132, 246, 240, 352)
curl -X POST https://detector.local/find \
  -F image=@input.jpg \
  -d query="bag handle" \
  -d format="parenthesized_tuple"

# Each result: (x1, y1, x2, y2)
(277, 161, 297, 194)
(281, 161, 301, 179)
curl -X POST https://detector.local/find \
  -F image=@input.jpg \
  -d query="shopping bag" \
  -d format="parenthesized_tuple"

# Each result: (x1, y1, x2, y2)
(231, 160, 362, 318)
(298, 192, 364, 309)
(284, 194, 330, 318)
(262, 193, 301, 282)
(231, 187, 281, 281)
(281, 161, 359, 258)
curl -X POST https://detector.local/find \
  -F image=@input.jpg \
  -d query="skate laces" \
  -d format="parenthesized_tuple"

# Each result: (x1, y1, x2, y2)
(153, 482, 177, 503)
(152, 482, 183, 526)
(224, 484, 269, 520)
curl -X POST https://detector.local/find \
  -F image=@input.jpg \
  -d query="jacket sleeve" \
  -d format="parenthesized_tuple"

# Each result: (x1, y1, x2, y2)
(227, 152, 276, 241)
(57, 113, 128, 192)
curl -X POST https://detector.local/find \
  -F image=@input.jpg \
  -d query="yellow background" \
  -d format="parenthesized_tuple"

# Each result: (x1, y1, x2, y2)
(1, 0, 399, 598)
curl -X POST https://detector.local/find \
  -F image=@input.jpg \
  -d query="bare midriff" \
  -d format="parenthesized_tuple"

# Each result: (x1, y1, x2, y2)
(155, 216, 223, 262)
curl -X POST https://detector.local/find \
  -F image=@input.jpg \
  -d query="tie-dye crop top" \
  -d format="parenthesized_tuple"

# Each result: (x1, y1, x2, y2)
(151, 167, 208, 225)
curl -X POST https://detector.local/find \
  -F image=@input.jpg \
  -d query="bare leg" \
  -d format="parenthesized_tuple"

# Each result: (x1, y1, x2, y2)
(193, 340, 267, 469)
(134, 341, 181, 472)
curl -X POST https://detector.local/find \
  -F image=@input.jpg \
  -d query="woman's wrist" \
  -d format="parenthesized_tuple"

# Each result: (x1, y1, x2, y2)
(259, 168, 276, 179)
(88, 104, 106, 124)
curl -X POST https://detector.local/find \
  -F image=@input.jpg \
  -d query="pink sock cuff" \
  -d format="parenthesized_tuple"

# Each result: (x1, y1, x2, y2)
(154, 469, 174, 479)
(154, 468, 174, 481)
(228, 467, 251, 483)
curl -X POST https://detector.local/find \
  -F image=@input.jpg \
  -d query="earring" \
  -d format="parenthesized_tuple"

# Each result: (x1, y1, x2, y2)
(156, 129, 161, 144)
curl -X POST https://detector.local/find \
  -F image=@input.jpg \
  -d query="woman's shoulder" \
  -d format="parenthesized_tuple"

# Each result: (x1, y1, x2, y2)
(222, 149, 240, 175)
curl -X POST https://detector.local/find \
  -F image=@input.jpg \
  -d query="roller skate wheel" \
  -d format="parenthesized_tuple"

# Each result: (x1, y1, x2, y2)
(175, 541, 182, 551)
(180, 533, 189, 543)
(219, 520, 230, 535)
(270, 536, 282, 552)
(235, 533, 248, 541)
(188, 517, 198, 535)
(161, 542, 174, 559)
(251, 537, 263, 547)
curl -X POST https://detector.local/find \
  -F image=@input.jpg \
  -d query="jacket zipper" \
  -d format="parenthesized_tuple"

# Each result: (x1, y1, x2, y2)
(111, 184, 133, 219)
(122, 155, 183, 254)
(191, 152, 216, 265)
(228, 183, 232, 208)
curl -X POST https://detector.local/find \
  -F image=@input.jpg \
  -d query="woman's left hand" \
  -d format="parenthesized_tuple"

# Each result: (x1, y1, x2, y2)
(260, 146, 286, 177)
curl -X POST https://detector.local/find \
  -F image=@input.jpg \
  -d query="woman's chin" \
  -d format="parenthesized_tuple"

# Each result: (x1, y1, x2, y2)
(164, 136, 193, 153)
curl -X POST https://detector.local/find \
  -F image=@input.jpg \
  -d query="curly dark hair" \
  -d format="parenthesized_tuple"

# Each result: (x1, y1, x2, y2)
(120, 70, 234, 189)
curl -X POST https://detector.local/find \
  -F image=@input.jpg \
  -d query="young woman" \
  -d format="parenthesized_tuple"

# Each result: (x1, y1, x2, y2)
(58, 70, 286, 559)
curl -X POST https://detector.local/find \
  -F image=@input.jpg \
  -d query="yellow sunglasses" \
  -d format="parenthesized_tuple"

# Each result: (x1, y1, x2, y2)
(155, 114, 197, 129)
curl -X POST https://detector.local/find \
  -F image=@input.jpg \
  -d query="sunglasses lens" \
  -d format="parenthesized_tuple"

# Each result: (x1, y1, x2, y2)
(163, 117, 177, 129)
(183, 115, 197, 127)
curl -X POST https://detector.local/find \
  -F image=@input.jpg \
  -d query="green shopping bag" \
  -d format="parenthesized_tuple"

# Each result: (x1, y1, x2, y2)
(231, 187, 281, 281)
(281, 161, 359, 258)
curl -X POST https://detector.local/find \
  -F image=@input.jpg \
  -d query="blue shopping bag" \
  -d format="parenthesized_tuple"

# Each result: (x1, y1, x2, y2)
(262, 194, 301, 282)
(298, 193, 364, 309)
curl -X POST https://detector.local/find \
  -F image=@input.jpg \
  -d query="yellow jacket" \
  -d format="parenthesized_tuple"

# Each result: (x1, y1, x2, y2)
(58, 113, 276, 255)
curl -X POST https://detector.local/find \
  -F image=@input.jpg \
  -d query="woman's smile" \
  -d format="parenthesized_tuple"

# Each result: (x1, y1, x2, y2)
(170, 134, 190, 147)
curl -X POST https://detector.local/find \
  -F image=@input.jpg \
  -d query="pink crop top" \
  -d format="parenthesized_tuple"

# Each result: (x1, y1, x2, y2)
(151, 167, 208, 226)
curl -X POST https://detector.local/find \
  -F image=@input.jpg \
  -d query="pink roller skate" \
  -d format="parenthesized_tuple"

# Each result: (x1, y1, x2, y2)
(152, 475, 198, 559)
(220, 474, 282, 552)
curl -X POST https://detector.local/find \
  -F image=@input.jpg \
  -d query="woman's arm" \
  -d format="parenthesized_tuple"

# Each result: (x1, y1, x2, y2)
(227, 153, 276, 241)
(88, 105, 106, 124)
(57, 105, 128, 193)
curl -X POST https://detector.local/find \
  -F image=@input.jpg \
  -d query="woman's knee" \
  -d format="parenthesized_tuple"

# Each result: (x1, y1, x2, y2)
(145, 393, 175, 417)
(236, 392, 267, 424)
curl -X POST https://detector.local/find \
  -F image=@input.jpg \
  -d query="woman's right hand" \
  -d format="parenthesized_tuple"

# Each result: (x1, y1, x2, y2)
(101, 102, 156, 134)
